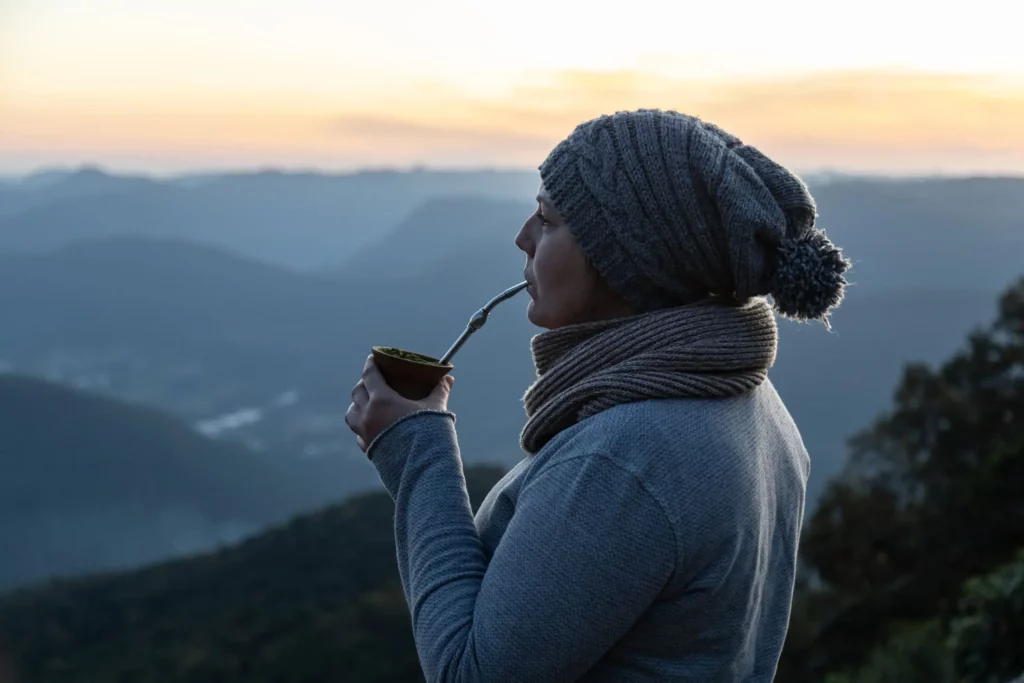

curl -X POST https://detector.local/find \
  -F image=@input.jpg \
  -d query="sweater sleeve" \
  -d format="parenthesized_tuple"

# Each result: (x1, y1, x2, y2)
(367, 411, 677, 683)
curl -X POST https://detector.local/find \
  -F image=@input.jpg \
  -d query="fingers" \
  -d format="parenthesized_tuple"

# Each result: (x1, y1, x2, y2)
(350, 380, 368, 408)
(348, 355, 399, 454)
(345, 357, 382, 453)
(345, 401, 369, 453)
(344, 401, 360, 432)
(360, 355, 388, 394)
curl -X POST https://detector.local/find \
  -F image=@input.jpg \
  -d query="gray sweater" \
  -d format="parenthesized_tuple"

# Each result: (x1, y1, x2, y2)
(368, 378, 809, 682)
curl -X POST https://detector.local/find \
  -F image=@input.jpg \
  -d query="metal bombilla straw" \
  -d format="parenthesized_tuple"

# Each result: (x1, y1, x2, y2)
(438, 281, 529, 365)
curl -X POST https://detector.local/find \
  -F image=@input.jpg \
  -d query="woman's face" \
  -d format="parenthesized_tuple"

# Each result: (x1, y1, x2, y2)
(515, 184, 634, 329)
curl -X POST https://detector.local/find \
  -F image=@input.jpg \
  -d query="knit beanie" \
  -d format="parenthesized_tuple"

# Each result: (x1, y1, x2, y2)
(538, 109, 851, 323)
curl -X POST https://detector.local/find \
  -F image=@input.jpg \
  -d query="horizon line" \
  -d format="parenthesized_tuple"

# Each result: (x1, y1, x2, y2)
(5, 162, 1024, 184)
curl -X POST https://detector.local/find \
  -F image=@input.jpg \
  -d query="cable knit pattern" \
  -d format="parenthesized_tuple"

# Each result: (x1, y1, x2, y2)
(539, 108, 851, 323)
(521, 297, 778, 453)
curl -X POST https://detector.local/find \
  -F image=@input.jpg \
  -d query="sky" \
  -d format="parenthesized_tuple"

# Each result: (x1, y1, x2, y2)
(2, 0, 1023, 176)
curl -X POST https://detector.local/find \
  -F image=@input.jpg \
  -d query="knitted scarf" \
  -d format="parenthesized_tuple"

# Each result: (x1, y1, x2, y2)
(520, 297, 779, 454)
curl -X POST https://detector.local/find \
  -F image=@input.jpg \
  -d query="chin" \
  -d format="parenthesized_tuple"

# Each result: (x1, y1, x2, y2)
(528, 300, 568, 330)
(526, 299, 552, 329)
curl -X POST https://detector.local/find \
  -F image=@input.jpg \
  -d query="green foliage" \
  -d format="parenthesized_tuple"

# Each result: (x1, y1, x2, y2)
(819, 549, 1024, 683)
(0, 463, 506, 683)
(822, 620, 954, 683)
(950, 549, 1024, 683)
(782, 276, 1024, 682)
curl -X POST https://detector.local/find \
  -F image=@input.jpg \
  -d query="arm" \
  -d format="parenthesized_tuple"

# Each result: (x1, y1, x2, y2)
(367, 411, 677, 683)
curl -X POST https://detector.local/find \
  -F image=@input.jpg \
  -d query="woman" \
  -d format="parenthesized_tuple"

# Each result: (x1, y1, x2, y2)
(345, 109, 850, 682)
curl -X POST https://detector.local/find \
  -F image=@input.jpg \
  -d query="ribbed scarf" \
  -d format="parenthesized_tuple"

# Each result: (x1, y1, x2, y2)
(520, 297, 779, 454)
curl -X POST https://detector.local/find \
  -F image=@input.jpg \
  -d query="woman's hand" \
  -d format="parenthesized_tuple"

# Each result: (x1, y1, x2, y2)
(345, 354, 455, 452)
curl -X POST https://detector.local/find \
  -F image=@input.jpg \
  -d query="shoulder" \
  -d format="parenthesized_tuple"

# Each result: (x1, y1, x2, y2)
(534, 380, 809, 531)
(542, 380, 806, 473)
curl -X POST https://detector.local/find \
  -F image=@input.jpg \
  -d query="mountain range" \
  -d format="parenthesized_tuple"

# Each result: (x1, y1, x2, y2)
(0, 374, 367, 592)
(0, 462, 507, 683)
(0, 167, 541, 269)
(0, 168, 1021, 591)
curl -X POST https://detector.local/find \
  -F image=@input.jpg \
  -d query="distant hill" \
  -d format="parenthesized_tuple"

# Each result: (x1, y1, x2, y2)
(809, 177, 1024, 293)
(334, 175, 1024, 295)
(0, 239, 1003, 514)
(0, 375, 368, 591)
(0, 177, 1020, 514)
(4, 170, 1020, 282)
(0, 166, 157, 219)
(329, 196, 534, 282)
(0, 235, 343, 355)
(0, 464, 507, 683)
(0, 167, 541, 269)
(0, 228, 534, 471)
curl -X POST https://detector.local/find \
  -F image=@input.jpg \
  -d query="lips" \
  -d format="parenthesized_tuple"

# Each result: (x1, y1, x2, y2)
(523, 271, 536, 297)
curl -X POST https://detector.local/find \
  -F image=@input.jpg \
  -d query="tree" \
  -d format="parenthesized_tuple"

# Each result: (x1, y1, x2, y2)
(780, 276, 1024, 681)
(950, 548, 1024, 683)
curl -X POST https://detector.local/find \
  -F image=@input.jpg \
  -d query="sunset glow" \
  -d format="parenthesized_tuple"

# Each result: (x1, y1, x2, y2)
(2, 0, 1023, 174)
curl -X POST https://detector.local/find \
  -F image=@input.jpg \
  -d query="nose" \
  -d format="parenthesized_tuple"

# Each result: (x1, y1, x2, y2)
(514, 220, 532, 254)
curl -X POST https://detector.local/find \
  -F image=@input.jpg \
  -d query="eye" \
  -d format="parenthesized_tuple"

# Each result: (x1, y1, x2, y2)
(536, 207, 552, 227)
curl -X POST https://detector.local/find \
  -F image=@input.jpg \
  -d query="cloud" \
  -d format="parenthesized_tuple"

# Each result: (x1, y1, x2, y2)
(4, 66, 1023, 174)
(327, 115, 552, 153)
(322, 68, 1024, 173)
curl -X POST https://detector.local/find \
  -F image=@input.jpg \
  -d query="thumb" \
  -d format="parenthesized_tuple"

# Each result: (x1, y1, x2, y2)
(429, 374, 454, 401)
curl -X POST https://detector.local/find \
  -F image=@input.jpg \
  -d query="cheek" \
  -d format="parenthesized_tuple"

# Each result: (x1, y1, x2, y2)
(533, 236, 573, 297)
(532, 235, 594, 326)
